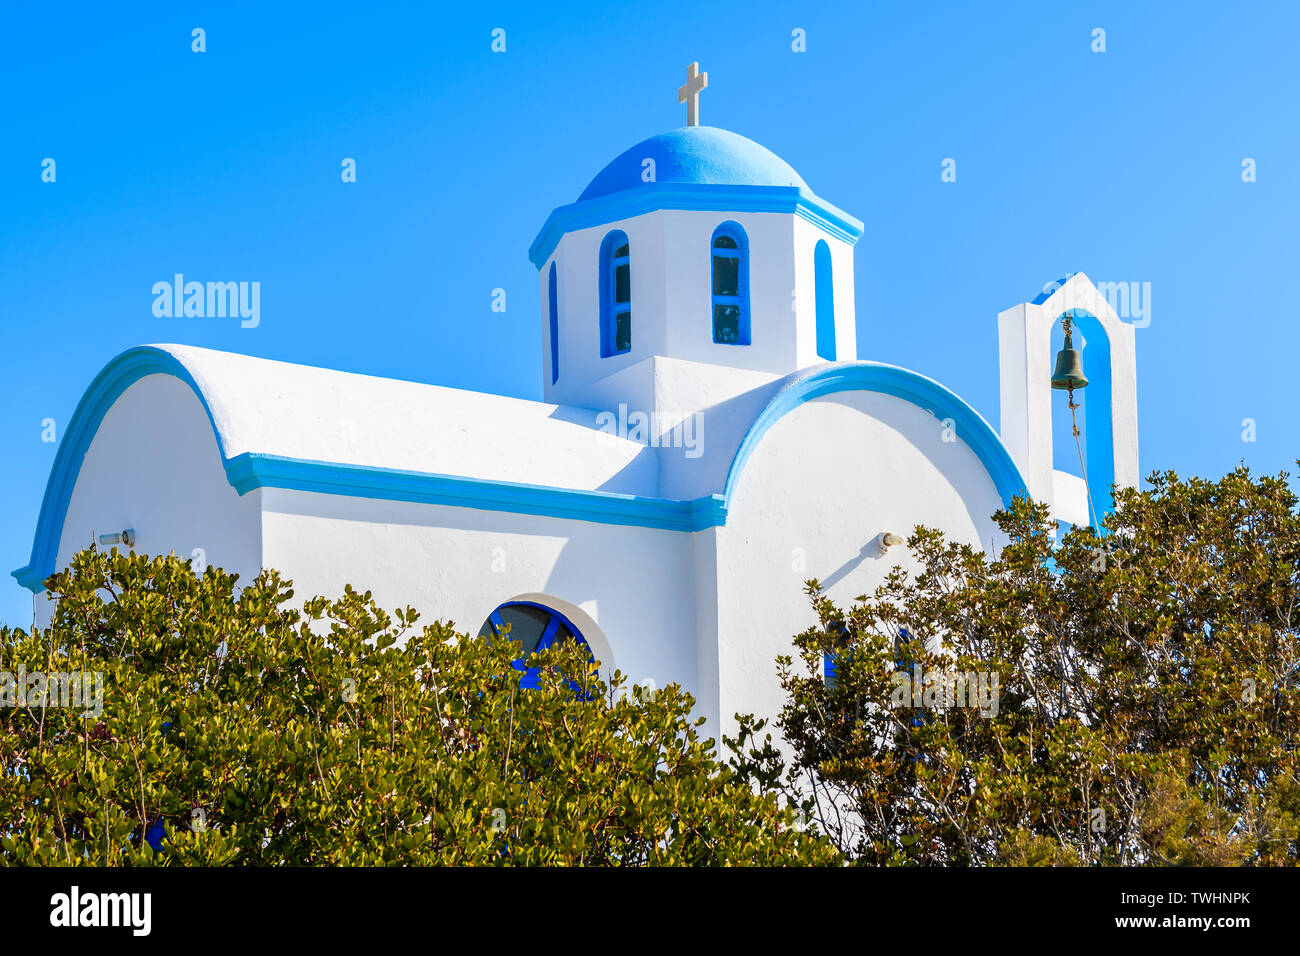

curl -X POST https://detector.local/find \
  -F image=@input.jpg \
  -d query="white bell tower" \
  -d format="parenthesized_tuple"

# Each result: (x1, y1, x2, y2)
(530, 68, 864, 423)
(998, 272, 1139, 524)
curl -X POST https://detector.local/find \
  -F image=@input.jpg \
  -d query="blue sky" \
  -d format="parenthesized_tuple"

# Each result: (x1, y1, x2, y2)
(2, 0, 1297, 626)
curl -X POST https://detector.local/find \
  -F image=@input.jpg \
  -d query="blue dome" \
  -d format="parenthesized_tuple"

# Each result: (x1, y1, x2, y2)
(578, 127, 809, 202)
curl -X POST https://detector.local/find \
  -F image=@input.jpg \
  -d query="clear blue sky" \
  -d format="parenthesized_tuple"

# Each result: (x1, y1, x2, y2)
(2, 1, 1296, 626)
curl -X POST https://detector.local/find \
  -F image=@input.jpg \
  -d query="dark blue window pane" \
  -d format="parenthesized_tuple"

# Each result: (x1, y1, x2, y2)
(713, 303, 741, 343)
(614, 263, 630, 304)
(712, 254, 739, 297)
(495, 604, 552, 656)
(713, 235, 738, 250)
(551, 624, 576, 648)
(615, 311, 631, 352)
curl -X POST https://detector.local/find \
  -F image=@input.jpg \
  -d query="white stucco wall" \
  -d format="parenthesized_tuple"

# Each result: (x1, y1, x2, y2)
(258, 488, 700, 700)
(998, 272, 1138, 514)
(793, 217, 857, 364)
(543, 208, 856, 413)
(712, 390, 1007, 739)
(36, 373, 263, 627)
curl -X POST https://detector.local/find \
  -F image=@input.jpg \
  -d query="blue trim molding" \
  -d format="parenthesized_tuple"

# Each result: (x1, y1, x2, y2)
(813, 239, 836, 361)
(228, 452, 727, 532)
(723, 363, 1029, 510)
(547, 262, 560, 385)
(14, 352, 1026, 594)
(529, 183, 864, 269)
(710, 220, 750, 346)
(12, 347, 223, 592)
(599, 229, 632, 357)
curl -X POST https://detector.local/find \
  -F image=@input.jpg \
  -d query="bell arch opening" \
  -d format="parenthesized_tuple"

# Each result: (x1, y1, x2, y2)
(1049, 309, 1115, 523)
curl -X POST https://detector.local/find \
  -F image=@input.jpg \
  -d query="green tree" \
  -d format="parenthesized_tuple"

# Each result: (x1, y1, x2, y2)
(1, 548, 835, 866)
(733, 467, 1300, 866)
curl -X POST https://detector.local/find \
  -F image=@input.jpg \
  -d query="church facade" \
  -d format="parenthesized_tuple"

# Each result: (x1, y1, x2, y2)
(14, 78, 1138, 736)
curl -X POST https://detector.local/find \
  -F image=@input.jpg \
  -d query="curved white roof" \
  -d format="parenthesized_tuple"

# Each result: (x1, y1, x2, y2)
(160, 344, 660, 496)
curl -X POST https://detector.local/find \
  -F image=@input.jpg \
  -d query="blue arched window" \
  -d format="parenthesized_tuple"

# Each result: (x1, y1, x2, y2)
(599, 231, 631, 356)
(548, 262, 559, 384)
(814, 239, 836, 361)
(478, 601, 594, 691)
(711, 222, 750, 345)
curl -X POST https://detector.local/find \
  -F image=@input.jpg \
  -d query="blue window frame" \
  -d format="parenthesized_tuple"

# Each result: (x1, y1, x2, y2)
(823, 621, 850, 690)
(145, 718, 178, 850)
(478, 601, 594, 691)
(548, 262, 559, 384)
(894, 627, 927, 728)
(893, 627, 914, 676)
(814, 239, 836, 361)
(599, 230, 631, 356)
(711, 222, 750, 345)
(146, 817, 167, 851)
(824, 626, 920, 719)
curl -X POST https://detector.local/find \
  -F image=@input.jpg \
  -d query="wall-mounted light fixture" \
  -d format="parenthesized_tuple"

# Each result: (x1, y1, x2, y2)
(879, 532, 905, 551)
(98, 529, 135, 548)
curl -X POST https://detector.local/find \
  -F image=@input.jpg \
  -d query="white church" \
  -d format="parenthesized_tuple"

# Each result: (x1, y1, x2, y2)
(15, 66, 1138, 735)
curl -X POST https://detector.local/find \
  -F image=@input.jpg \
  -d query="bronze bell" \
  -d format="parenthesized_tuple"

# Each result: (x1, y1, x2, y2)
(1051, 331, 1088, 390)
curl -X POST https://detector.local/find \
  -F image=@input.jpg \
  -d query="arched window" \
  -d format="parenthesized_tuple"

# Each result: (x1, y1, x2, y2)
(599, 231, 631, 356)
(548, 262, 559, 384)
(814, 239, 836, 361)
(711, 222, 750, 345)
(478, 601, 594, 691)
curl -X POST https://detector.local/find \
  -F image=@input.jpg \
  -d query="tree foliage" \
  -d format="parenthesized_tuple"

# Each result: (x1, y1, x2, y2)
(1, 549, 834, 866)
(737, 467, 1300, 865)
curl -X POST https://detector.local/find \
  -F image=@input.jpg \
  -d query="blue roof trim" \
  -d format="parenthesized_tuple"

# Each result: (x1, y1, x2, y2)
(12, 346, 224, 593)
(228, 453, 727, 533)
(528, 183, 865, 268)
(723, 362, 1030, 510)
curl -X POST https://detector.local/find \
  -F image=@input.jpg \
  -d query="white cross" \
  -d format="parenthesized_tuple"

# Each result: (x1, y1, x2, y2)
(677, 62, 708, 127)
